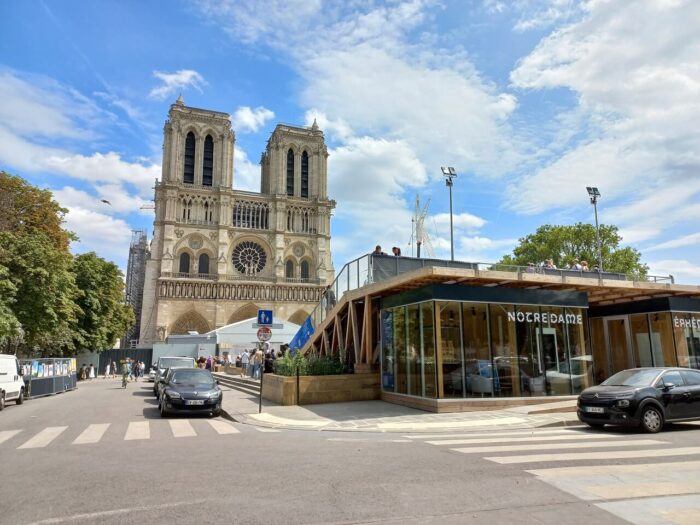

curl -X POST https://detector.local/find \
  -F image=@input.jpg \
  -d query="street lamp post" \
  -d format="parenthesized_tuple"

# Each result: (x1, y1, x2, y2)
(586, 186, 603, 272)
(441, 167, 457, 261)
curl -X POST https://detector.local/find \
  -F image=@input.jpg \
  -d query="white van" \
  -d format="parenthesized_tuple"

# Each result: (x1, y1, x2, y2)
(0, 354, 25, 410)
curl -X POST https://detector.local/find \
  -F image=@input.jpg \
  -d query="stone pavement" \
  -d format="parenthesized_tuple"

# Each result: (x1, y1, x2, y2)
(221, 390, 582, 433)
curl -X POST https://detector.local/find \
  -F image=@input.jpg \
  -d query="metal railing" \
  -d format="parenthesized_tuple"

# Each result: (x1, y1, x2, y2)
(305, 254, 675, 334)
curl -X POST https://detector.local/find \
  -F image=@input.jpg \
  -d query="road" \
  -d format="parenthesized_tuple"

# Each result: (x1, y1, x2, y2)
(1, 379, 699, 524)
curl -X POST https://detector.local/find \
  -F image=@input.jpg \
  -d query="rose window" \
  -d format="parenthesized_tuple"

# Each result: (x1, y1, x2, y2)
(232, 241, 267, 275)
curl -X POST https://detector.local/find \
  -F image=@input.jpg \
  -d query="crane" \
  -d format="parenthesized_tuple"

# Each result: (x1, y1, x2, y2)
(410, 195, 434, 258)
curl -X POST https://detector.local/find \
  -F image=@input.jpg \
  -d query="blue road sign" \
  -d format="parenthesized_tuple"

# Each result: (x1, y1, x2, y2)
(257, 309, 273, 326)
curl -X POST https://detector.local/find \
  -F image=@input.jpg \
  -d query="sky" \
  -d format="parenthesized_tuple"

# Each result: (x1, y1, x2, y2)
(1, 0, 699, 284)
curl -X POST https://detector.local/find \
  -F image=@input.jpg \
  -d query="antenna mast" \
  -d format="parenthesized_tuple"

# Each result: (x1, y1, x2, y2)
(413, 195, 434, 258)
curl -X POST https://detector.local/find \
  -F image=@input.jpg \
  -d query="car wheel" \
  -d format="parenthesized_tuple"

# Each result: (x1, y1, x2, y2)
(16, 388, 24, 405)
(640, 405, 663, 433)
(160, 400, 169, 418)
(0, 392, 5, 411)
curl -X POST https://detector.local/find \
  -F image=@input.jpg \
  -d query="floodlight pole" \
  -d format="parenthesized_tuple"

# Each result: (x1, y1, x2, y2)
(441, 167, 457, 262)
(592, 197, 603, 272)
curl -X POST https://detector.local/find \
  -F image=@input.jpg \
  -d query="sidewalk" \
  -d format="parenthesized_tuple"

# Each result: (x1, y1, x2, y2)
(222, 392, 582, 433)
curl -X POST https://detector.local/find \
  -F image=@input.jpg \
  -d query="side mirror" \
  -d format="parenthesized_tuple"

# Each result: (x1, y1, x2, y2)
(215, 380, 220, 385)
(663, 382, 675, 391)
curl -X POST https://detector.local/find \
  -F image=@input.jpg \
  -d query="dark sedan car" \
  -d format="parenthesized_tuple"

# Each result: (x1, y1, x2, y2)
(159, 369, 222, 418)
(578, 367, 700, 433)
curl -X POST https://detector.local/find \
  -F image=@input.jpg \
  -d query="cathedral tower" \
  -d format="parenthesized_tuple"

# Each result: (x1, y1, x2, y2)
(138, 99, 334, 346)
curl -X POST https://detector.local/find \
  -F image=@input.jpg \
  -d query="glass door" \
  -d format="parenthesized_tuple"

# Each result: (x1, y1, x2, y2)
(605, 317, 633, 374)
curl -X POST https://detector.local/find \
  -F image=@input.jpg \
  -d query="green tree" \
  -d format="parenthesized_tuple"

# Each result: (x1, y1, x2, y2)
(72, 252, 135, 351)
(0, 265, 21, 342)
(499, 223, 648, 278)
(0, 231, 81, 355)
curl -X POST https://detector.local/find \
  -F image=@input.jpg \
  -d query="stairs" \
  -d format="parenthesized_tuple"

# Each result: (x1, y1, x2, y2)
(212, 372, 260, 397)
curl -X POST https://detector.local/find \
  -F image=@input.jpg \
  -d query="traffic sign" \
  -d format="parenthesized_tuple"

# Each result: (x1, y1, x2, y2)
(257, 309, 273, 325)
(257, 327, 272, 342)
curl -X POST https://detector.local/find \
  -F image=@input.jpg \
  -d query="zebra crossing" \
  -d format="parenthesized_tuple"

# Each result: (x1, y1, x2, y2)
(409, 427, 700, 525)
(0, 419, 277, 450)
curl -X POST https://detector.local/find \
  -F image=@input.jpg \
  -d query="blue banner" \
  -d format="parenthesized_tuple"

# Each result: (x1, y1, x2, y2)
(288, 316, 314, 355)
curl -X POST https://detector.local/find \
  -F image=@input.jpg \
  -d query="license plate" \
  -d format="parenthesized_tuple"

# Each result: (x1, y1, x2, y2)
(185, 400, 205, 406)
(585, 406, 604, 413)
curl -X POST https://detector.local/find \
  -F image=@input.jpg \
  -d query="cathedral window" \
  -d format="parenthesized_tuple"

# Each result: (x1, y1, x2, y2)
(179, 252, 190, 274)
(301, 151, 309, 198)
(286, 149, 294, 196)
(300, 260, 310, 280)
(184, 132, 196, 184)
(203, 135, 214, 186)
(232, 201, 269, 230)
(198, 253, 210, 274)
(285, 260, 294, 279)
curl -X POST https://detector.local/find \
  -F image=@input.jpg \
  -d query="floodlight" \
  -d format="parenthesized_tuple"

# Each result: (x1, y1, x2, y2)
(586, 187, 600, 198)
(441, 166, 457, 177)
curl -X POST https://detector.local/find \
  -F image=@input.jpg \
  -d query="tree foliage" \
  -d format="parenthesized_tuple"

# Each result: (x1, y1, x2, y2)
(0, 172, 135, 356)
(499, 223, 648, 278)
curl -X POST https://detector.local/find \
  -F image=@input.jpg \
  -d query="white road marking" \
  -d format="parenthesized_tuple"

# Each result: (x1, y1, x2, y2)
(207, 419, 240, 435)
(124, 421, 150, 440)
(72, 424, 110, 445)
(452, 439, 665, 455)
(527, 460, 700, 478)
(27, 498, 215, 524)
(427, 433, 625, 446)
(403, 429, 583, 439)
(377, 416, 525, 430)
(0, 429, 22, 445)
(169, 419, 197, 438)
(586, 480, 700, 500)
(486, 446, 700, 464)
(18, 427, 68, 449)
(254, 427, 280, 433)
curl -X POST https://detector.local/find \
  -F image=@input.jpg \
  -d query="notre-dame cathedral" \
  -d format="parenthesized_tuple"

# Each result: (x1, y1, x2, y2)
(138, 97, 335, 345)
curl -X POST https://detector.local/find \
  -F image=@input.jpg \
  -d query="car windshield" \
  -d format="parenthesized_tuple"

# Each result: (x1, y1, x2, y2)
(159, 358, 193, 369)
(170, 370, 214, 386)
(602, 369, 660, 387)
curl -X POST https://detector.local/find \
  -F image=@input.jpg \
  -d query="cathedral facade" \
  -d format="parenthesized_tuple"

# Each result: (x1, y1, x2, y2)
(138, 97, 334, 345)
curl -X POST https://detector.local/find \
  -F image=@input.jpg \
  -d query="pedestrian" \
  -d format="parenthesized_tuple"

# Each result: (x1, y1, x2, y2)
(240, 350, 249, 378)
(253, 348, 264, 379)
(104, 362, 110, 379)
(392, 246, 401, 256)
(111, 361, 117, 378)
(79, 364, 86, 381)
(373, 245, 387, 256)
(88, 364, 95, 380)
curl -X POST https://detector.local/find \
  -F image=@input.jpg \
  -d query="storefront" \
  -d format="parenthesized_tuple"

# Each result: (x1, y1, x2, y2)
(589, 297, 700, 382)
(380, 285, 593, 403)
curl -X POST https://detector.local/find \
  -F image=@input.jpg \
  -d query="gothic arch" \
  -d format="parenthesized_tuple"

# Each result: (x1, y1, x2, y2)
(227, 303, 260, 325)
(288, 309, 310, 326)
(170, 310, 210, 335)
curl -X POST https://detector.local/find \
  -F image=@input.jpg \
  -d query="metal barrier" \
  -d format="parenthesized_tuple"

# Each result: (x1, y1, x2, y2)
(20, 358, 78, 398)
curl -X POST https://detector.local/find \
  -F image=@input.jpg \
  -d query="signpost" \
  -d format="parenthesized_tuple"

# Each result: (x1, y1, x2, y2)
(257, 309, 273, 326)
(256, 309, 273, 414)
(257, 327, 272, 342)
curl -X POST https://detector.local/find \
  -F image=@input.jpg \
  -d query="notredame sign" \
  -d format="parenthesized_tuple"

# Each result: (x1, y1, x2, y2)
(507, 311, 583, 325)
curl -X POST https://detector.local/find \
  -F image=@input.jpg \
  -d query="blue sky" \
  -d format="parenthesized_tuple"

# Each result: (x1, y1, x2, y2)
(1, 0, 699, 283)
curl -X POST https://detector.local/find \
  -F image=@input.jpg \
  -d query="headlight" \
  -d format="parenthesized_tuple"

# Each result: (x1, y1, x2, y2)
(166, 390, 181, 399)
(208, 390, 221, 398)
(616, 399, 630, 407)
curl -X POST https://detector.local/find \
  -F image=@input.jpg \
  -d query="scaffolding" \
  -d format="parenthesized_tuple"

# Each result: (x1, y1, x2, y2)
(122, 229, 149, 348)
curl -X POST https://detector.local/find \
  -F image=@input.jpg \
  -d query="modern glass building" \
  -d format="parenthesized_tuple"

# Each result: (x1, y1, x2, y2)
(380, 285, 700, 407)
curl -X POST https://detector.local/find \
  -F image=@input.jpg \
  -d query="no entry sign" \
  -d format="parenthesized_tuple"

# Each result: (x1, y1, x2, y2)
(257, 327, 272, 342)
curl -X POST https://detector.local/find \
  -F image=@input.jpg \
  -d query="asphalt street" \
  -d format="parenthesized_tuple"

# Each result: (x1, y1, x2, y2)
(1, 379, 699, 525)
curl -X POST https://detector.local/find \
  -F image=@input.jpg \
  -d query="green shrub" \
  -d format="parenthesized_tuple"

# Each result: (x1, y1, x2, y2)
(272, 352, 350, 376)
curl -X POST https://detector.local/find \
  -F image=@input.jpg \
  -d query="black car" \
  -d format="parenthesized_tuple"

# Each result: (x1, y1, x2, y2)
(578, 367, 700, 433)
(158, 368, 222, 418)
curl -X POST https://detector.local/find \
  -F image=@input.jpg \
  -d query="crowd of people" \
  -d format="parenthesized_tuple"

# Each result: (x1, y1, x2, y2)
(233, 348, 280, 379)
(526, 259, 598, 272)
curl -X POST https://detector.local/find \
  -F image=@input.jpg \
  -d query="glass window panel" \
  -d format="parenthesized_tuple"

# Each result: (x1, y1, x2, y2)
(394, 307, 407, 394)
(630, 314, 653, 368)
(673, 313, 691, 368)
(589, 318, 609, 384)
(513, 305, 544, 397)
(462, 303, 493, 397)
(608, 318, 632, 374)
(421, 302, 437, 398)
(649, 313, 677, 367)
(540, 306, 570, 395)
(565, 308, 592, 394)
(490, 304, 519, 397)
(438, 302, 464, 398)
(407, 304, 422, 397)
(381, 310, 395, 392)
(690, 314, 700, 369)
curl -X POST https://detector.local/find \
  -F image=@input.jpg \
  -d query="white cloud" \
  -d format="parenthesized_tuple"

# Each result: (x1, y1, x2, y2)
(506, 0, 700, 252)
(148, 70, 207, 100)
(431, 213, 487, 234)
(647, 232, 700, 252)
(233, 106, 275, 133)
(511, 0, 584, 32)
(233, 148, 260, 192)
(63, 206, 133, 262)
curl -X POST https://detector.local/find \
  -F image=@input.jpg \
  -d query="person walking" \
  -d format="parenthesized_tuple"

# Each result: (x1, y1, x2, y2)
(253, 349, 263, 380)
(111, 361, 117, 378)
(104, 362, 111, 379)
(240, 350, 249, 378)
(88, 364, 95, 380)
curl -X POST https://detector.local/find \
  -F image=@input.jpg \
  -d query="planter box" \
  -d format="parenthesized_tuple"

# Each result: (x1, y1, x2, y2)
(262, 373, 380, 406)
